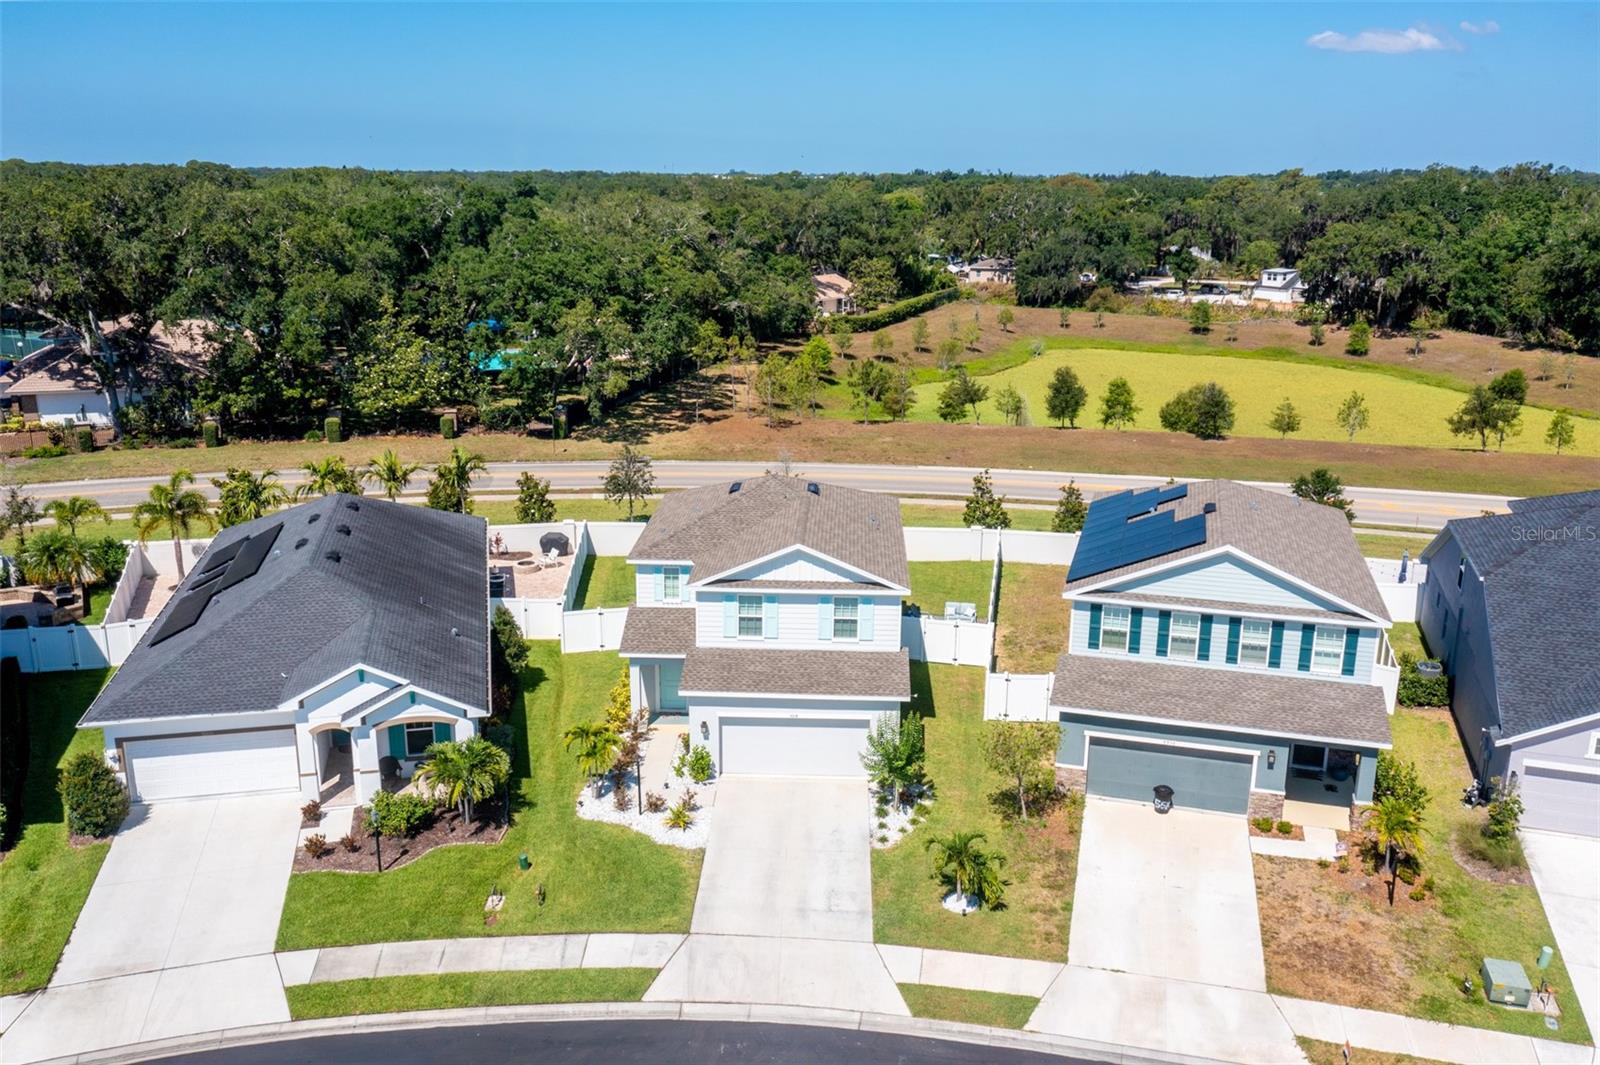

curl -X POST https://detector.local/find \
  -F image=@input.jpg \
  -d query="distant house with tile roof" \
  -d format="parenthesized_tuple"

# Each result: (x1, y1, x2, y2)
(812, 273, 857, 316)
(1418, 488, 1600, 836)
(620, 475, 911, 778)
(1049, 480, 1396, 828)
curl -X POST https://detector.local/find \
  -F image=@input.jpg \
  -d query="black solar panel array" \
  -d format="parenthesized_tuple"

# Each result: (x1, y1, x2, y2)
(1066, 485, 1209, 583)
(147, 522, 285, 646)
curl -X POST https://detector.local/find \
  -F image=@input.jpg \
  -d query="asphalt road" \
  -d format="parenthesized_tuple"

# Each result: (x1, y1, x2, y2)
(147, 1020, 1103, 1065)
(22, 459, 1513, 528)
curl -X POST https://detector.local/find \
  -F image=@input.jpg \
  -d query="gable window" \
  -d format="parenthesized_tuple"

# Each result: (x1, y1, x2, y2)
(833, 597, 859, 640)
(1100, 606, 1131, 653)
(737, 595, 764, 638)
(1587, 733, 1600, 760)
(404, 722, 435, 757)
(1238, 619, 1272, 668)
(1168, 613, 1201, 660)
(661, 567, 681, 603)
(1311, 625, 1346, 675)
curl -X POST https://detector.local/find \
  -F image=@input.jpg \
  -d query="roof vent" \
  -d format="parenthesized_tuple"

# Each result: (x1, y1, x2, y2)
(294, 537, 308, 550)
(324, 550, 341, 563)
(1203, 502, 1218, 515)
(729, 481, 742, 494)
(307, 513, 321, 524)
(345, 501, 359, 511)
(806, 482, 820, 495)
(335, 524, 352, 536)
(450, 626, 460, 637)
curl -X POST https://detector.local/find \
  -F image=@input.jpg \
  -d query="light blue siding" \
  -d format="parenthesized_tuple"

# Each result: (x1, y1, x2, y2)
(1087, 738, 1253, 813)
(722, 595, 737, 638)
(1117, 556, 1350, 614)
(818, 596, 833, 641)
(762, 595, 778, 639)
(859, 597, 875, 641)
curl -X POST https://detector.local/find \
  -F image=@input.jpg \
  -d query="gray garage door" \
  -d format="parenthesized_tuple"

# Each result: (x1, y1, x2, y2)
(1518, 764, 1600, 837)
(1087, 738, 1253, 815)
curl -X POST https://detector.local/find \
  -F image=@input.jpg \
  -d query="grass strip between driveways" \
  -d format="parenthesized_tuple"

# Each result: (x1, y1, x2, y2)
(284, 968, 657, 1020)
(896, 984, 1039, 1029)
(1295, 1037, 1440, 1065)
(276, 644, 701, 950)
(0, 670, 114, 995)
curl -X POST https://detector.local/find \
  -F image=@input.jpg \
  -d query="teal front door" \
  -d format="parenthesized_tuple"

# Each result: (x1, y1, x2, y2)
(656, 660, 687, 712)
(1086, 738, 1253, 814)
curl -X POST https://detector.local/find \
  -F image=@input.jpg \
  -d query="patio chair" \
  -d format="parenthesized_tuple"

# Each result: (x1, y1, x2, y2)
(535, 547, 561, 570)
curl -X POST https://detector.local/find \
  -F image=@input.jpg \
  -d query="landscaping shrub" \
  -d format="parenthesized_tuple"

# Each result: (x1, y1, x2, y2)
(167, 436, 196, 449)
(861, 713, 926, 803)
(58, 751, 129, 838)
(514, 473, 556, 523)
(75, 426, 95, 452)
(304, 428, 324, 443)
(674, 744, 715, 783)
(323, 416, 342, 444)
(1252, 816, 1273, 833)
(603, 669, 632, 733)
(1275, 820, 1294, 835)
(1373, 750, 1430, 810)
(491, 605, 530, 673)
(1396, 865, 1417, 885)
(201, 421, 220, 448)
(21, 445, 68, 459)
(1409, 885, 1427, 902)
(303, 834, 329, 858)
(369, 790, 434, 838)
(830, 287, 959, 332)
(1396, 652, 1449, 706)
(440, 414, 456, 439)
(1336, 856, 1350, 873)
(1484, 775, 1523, 840)
(339, 833, 361, 853)
(1454, 822, 1526, 870)
(645, 791, 666, 813)
(665, 797, 695, 830)
(301, 799, 323, 826)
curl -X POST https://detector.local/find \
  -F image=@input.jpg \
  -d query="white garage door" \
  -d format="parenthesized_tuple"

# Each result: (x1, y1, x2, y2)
(125, 729, 299, 802)
(720, 716, 870, 778)
(1518, 764, 1600, 837)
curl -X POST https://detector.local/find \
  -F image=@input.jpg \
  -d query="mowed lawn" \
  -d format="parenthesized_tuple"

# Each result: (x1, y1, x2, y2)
(906, 346, 1598, 456)
(277, 644, 701, 949)
(571, 555, 635, 610)
(0, 670, 114, 995)
(906, 561, 994, 621)
(873, 663, 1081, 961)
(994, 563, 1070, 674)
(898, 503, 1055, 531)
(285, 968, 656, 1020)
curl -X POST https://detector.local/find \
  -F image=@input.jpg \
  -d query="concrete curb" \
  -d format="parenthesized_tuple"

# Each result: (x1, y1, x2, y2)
(40, 1001, 1245, 1065)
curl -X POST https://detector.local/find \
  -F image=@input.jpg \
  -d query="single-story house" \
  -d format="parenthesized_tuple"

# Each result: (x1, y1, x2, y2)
(813, 273, 857, 316)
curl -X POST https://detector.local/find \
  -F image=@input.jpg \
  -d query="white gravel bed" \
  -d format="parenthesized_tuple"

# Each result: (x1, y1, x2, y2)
(575, 755, 717, 849)
(869, 784, 933, 849)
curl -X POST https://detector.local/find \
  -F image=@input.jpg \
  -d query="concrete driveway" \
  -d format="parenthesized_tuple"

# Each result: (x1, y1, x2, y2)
(1064, 797, 1266, 991)
(689, 777, 872, 941)
(0, 795, 300, 1063)
(1522, 830, 1600, 1029)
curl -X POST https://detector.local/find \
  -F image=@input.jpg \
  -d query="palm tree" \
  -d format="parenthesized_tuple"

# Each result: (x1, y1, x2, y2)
(413, 736, 511, 820)
(925, 830, 1007, 909)
(18, 528, 91, 602)
(1369, 796, 1427, 905)
(562, 721, 621, 798)
(44, 496, 110, 538)
(426, 445, 488, 514)
(296, 456, 363, 499)
(212, 468, 290, 527)
(365, 449, 424, 502)
(131, 470, 216, 580)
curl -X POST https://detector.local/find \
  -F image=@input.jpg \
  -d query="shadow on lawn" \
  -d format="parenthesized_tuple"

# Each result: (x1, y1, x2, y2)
(584, 370, 739, 445)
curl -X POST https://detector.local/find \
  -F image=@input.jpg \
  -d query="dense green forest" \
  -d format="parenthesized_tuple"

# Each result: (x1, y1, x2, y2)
(1, 161, 1595, 440)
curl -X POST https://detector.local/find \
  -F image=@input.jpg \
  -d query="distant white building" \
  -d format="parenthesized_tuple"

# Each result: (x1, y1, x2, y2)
(812, 273, 857, 316)
(963, 257, 1015, 285)
(1252, 268, 1307, 304)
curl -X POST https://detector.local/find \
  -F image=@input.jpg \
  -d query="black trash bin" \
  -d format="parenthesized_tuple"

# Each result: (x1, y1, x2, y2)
(1152, 784, 1175, 814)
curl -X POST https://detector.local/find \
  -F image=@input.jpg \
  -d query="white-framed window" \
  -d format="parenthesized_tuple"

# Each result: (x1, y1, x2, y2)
(737, 594, 764, 638)
(662, 567, 681, 603)
(1311, 625, 1346, 675)
(1238, 618, 1272, 668)
(1587, 733, 1600, 760)
(1100, 606, 1131, 653)
(833, 596, 859, 640)
(404, 722, 435, 757)
(1168, 612, 1200, 660)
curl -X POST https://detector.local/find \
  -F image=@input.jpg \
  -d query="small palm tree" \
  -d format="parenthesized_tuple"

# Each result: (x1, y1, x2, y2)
(297, 456, 363, 499)
(925, 830, 1007, 909)
(562, 721, 621, 798)
(212, 468, 290, 527)
(44, 496, 110, 538)
(365, 449, 424, 502)
(19, 528, 91, 602)
(426, 445, 488, 514)
(1369, 796, 1427, 901)
(413, 736, 511, 820)
(131, 470, 215, 580)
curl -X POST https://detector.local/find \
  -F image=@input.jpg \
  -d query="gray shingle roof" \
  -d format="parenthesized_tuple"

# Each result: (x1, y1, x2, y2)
(1051, 653, 1393, 747)
(1063, 480, 1389, 621)
(627, 475, 908, 589)
(619, 607, 695, 657)
(80, 495, 488, 725)
(679, 647, 910, 700)
(1429, 493, 1600, 739)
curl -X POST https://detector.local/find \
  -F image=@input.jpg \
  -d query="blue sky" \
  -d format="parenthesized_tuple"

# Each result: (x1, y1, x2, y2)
(3, 3, 1595, 174)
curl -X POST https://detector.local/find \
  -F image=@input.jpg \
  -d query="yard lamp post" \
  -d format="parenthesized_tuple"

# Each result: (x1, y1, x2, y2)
(372, 814, 383, 874)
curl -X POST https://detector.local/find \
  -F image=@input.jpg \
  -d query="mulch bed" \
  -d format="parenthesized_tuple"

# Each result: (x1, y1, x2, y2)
(1447, 836, 1532, 887)
(1249, 821, 1306, 842)
(294, 800, 509, 873)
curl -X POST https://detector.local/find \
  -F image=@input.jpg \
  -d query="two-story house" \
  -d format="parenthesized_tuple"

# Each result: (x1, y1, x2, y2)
(619, 475, 911, 778)
(1417, 489, 1600, 837)
(1049, 481, 1396, 827)
(1251, 267, 1307, 304)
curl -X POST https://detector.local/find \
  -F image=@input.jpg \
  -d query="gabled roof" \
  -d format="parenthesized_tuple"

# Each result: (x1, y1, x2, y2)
(1424, 490, 1600, 740)
(80, 495, 489, 725)
(679, 646, 910, 700)
(627, 475, 909, 589)
(813, 273, 854, 295)
(1063, 480, 1389, 622)
(2, 351, 102, 396)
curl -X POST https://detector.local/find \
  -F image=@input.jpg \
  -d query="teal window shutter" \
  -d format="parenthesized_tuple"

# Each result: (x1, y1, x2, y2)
(1128, 608, 1144, 654)
(653, 567, 664, 603)
(1155, 611, 1172, 657)
(387, 725, 406, 759)
(1341, 628, 1359, 676)
(1198, 615, 1214, 660)
(1225, 617, 1242, 664)
(763, 595, 778, 639)
(859, 597, 875, 642)
(818, 596, 833, 640)
(1297, 624, 1315, 671)
(433, 722, 451, 743)
(1268, 621, 1285, 668)
(722, 595, 737, 638)
(1087, 604, 1102, 650)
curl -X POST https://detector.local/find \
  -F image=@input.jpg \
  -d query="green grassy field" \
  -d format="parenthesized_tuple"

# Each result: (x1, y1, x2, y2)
(277, 644, 701, 949)
(903, 345, 1597, 456)
(898, 503, 1055, 531)
(285, 968, 656, 1019)
(0, 671, 114, 995)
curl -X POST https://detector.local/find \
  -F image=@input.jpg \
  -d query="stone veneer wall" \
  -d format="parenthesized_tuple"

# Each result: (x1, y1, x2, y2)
(1055, 765, 1087, 794)
(1248, 790, 1285, 821)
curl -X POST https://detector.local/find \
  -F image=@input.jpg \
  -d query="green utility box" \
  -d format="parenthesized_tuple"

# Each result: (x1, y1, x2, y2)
(1482, 957, 1534, 1008)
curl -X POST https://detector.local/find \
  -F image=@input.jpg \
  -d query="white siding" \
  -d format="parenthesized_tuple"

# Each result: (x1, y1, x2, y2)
(692, 590, 901, 651)
(1116, 556, 1347, 613)
(1509, 722, 1600, 837)
(685, 695, 900, 775)
(717, 548, 871, 584)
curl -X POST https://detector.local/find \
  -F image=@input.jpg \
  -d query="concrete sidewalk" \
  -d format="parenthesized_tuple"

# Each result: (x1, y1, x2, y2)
(279, 933, 685, 986)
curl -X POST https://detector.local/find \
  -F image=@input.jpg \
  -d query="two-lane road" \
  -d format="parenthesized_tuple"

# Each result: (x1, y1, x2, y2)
(20, 459, 1514, 528)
